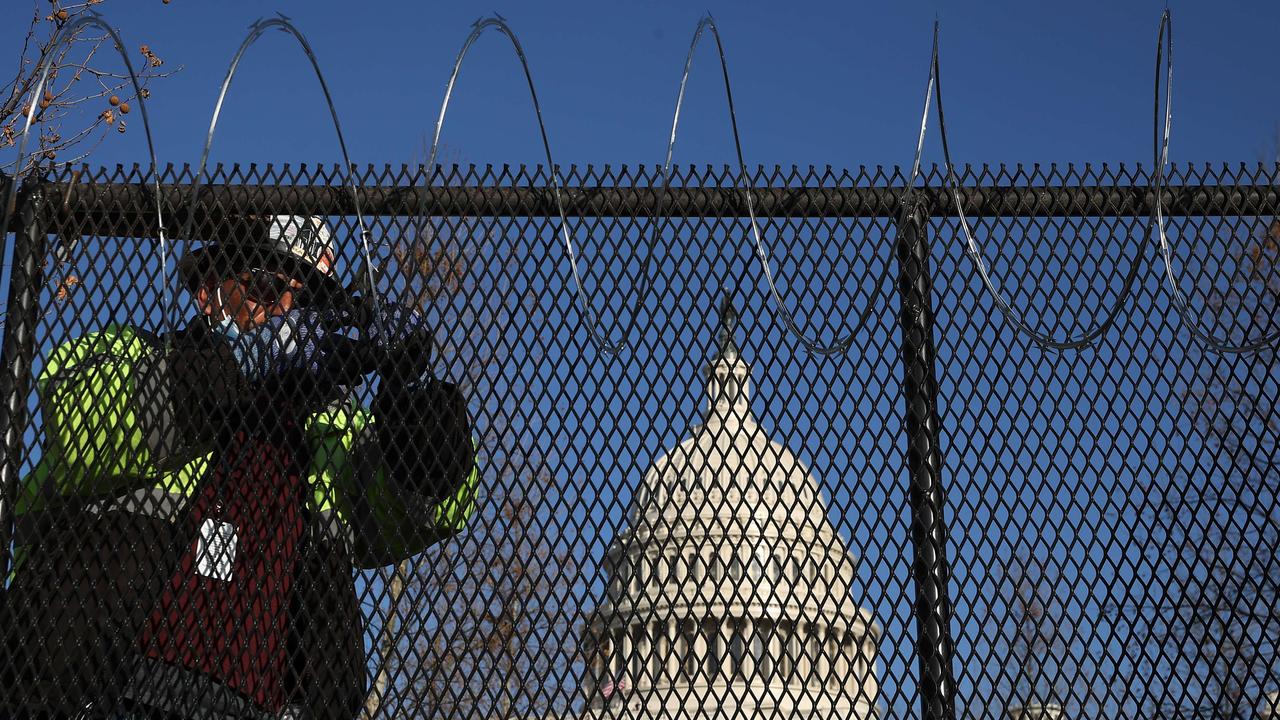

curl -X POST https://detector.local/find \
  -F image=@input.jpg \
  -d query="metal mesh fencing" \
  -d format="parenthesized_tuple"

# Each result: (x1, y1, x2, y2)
(0, 161, 1276, 720)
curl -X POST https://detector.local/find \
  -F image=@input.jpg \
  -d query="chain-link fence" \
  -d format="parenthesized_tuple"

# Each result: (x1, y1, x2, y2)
(0, 161, 1277, 720)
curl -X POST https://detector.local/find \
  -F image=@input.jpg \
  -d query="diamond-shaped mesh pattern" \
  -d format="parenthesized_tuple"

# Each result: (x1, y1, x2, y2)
(0, 162, 1276, 719)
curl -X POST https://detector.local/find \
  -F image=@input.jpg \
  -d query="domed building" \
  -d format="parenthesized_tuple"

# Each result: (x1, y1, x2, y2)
(575, 296, 882, 718)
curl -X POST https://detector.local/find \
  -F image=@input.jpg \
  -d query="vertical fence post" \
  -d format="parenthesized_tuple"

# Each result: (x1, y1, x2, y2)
(895, 201, 958, 719)
(0, 182, 47, 584)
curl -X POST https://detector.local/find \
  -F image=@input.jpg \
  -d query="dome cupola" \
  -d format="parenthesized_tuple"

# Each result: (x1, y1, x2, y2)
(577, 294, 882, 719)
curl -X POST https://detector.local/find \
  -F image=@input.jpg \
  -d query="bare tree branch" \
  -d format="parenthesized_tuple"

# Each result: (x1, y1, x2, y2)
(1126, 217, 1280, 717)
(358, 190, 579, 717)
(1, 1, 179, 173)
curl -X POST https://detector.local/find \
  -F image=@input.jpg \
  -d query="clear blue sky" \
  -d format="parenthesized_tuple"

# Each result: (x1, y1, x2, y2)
(8, 0, 1280, 170)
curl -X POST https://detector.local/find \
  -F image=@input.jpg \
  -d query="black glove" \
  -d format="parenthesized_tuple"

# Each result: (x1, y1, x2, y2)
(132, 321, 251, 468)
(371, 375, 474, 503)
(377, 326, 435, 390)
(360, 302, 471, 498)
(322, 296, 435, 387)
(262, 306, 389, 412)
(267, 333, 377, 415)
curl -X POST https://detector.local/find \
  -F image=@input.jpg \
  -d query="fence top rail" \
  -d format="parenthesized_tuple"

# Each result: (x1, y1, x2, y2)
(3, 162, 1279, 235)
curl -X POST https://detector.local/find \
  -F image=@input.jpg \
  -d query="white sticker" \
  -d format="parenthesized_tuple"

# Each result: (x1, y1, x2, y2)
(276, 319, 297, 357)
(196, 518, 237, 581)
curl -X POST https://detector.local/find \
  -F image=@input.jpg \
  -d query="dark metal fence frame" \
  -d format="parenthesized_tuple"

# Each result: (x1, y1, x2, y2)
(1, 165, 1275, 719)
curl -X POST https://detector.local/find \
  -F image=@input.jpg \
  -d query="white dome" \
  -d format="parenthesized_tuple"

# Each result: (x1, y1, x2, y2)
(576, 296, 882, 719)
(627, 388, 825, 533)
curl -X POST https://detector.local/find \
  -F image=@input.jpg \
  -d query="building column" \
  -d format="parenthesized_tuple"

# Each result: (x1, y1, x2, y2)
(753, 620, 772, 682)
(779, 621, 795, 683)
(833, 630, 849, 693)
(621, 626, 634, 684)
(650, 621, 665, 688)
(814, 620, 834, 686)
(811, 623, 826, 689)
(766, 621, 783, 684)
(593, 629, 607, 688)
(719, 620, 734, 685)
(741, 618, 756, 679)
(664, 618, 679, 686)
(694, 621, 710, 683)
(796, 623, 812, 686)
(610, 627, 623, 681)
(633, 624, 650, 685)
(863, 639, 880, 705)
(854, 637, 868, 681)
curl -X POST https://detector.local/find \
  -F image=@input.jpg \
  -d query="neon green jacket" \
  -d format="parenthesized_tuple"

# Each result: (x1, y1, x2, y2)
(3, 321, 479, 718)
(13, 322, 478, 567)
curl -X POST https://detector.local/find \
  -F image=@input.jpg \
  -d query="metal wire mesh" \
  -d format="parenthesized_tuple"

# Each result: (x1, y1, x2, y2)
(0, 161, 1276, 719)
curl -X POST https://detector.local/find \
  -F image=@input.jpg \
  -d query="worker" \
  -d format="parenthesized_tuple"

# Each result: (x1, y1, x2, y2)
(1, 215, 478, 719)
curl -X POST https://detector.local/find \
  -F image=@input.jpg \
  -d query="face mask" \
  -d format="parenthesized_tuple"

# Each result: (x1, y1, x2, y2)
(211, 287, 301, 381)
(210, 287, 240, 341)
(213, 315, 239, 341)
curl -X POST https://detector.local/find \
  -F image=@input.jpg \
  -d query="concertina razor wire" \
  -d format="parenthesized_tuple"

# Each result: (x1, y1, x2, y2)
(0, 7, 1279, 720)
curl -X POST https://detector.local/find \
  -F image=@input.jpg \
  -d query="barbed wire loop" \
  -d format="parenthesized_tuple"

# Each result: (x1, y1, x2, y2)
(173, 14, 382, 343)
(416, 16, 620, 354)
(670, 16, 858, 357)
(1149, 10, 1280, 354)
(930, 22, 1145, 351)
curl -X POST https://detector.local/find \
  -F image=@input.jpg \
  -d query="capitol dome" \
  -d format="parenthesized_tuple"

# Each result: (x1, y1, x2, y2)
(576, 295, 882, 719)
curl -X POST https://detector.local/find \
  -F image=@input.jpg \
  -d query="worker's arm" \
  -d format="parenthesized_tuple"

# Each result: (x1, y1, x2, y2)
(315, 306, 479, 567)
(321, 375, 478, 569)
(18, 322, 243, 513)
